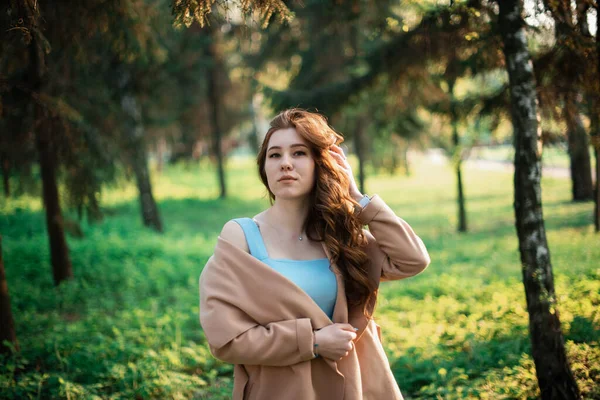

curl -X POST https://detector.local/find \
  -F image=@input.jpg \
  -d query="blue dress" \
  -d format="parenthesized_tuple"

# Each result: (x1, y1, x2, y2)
(233, 218, 338, 319)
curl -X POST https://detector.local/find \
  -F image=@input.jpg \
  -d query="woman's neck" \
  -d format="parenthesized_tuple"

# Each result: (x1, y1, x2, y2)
(267, 197, 310, 238)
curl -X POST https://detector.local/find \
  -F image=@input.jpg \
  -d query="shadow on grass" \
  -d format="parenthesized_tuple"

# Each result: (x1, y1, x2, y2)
(391, 314, 600, 397)
(101, 195, 266, 235)
(390, 325, 530, 396)
(566, 315, 600, 344)
(0, 206, 47, 239)
(4, 195, 266, 313)
(0, 194, 267, 240)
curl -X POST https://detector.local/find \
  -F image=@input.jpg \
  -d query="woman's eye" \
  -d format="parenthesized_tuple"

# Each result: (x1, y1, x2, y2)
(294, 151, 306, 156)
(268, 153, 280, 158)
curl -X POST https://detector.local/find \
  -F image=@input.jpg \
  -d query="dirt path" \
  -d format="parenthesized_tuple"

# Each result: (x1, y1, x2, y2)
(422, 148, 596, 180)
(465, 159, 575, 179)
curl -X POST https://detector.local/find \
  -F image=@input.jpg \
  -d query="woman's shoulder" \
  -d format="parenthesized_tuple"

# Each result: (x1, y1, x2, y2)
(219, 219, 250, 253)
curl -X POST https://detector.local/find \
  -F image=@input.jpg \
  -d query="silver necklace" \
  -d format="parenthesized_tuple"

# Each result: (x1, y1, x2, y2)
(257, 216, 305, 241)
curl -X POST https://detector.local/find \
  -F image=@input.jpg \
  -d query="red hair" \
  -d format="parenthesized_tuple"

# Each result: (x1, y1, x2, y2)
(257, 109, 376, 317)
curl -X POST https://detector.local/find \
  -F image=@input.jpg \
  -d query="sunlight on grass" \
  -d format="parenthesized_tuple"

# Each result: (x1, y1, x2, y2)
(0, 154, 598, 399)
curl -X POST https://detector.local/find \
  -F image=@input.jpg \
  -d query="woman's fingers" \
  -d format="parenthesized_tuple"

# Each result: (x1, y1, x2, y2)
(328, 149, 345, 163)
(328, 145, 348, 163)
(334, 324, 357, 340)
(331, 144, 346, 158)
(337, 323, 358, 332)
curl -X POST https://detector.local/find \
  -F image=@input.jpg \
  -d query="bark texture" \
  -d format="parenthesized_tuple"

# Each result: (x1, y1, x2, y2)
(498, 1, 581, 398)
(0, 236, 19, 355)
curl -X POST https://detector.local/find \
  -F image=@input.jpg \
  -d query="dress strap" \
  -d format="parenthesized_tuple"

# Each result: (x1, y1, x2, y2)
(232, 218, 269, 261)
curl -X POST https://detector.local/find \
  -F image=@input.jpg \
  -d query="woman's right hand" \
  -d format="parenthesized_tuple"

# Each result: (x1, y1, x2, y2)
(314, 323, 357, 360)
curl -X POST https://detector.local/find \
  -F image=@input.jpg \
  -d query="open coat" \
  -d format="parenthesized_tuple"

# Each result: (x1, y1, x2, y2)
(199, 195, 430, 400)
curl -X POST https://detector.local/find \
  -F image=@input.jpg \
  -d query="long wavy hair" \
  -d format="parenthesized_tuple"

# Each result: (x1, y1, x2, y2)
(257, 108, 377, 318)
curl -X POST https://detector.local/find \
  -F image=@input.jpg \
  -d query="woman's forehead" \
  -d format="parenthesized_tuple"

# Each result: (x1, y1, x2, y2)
(267, 128, 308, 148)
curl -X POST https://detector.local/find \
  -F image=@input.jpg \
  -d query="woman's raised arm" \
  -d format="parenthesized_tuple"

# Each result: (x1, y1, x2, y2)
(358, 195, 430, 281)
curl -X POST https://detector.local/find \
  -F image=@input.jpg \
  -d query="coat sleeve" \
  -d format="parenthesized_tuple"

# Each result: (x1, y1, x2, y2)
(358, 195, 430, 281)
(207, 318, 316, 367)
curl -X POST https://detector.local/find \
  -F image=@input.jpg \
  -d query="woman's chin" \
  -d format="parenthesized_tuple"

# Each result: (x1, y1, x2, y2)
(273, 190, 310, 201)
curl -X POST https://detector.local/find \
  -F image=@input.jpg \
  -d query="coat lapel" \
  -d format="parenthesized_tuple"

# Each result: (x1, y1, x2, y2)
(321, 241, 373, 338)
(320, 241, 349, 324)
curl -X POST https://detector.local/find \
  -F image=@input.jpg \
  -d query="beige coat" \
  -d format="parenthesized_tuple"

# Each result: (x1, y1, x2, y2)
(199, 195, 430, 400)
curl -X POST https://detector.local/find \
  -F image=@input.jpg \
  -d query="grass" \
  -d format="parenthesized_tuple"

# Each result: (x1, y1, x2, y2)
(0, 154, 598, 399)
(470, 143, 596, 170)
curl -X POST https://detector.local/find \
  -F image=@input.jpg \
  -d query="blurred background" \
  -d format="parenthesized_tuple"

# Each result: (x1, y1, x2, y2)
(0, 0, 599, 399)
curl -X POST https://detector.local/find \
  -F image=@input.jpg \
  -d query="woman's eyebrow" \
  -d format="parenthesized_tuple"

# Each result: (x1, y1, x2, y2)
(267, 144, 308, 151)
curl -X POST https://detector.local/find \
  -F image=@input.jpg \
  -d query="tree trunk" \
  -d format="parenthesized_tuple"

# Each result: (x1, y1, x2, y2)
(35, 120, 74, 284)
(0, 236, 19, 355)
(593, 125, 600, 233)
(1, 158, 9, 198)
(545, 0, 594, 202)
(589, 95, 600, 232)
(115, 66, 163, 232)
(207, 32, 227, 199)
(353, 116, 366, 194)
(449, 80, 467, 232)
(121, 92, 163, 233)
(455, 161, 467, 232)
(389, 139, 398, 175)
(498, 1, 581, 399)
(171, 117, 198, 164)
(31, 34, 73, 286)
(594, 12, 600, 232)
(564, 93, 593, 201)
(575, 0, 590, 37)
(156, 137, 166, 173)
(132, 150, 162, 232)
(87, 191, 102, 223)
(248, 92, 260, 155)
(402, 142, 411, 177)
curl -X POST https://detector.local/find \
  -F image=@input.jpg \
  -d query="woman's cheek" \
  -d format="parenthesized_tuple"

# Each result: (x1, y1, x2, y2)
(266, 168, 277, 190)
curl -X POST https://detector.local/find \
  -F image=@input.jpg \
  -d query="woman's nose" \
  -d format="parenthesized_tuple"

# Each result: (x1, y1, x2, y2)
(280, 154, 293, 170)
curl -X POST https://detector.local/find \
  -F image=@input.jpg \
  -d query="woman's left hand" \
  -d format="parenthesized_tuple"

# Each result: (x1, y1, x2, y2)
(328, 144, 362, 201)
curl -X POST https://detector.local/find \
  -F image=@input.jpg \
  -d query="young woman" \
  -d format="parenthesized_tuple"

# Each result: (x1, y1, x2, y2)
(199, 109, 430, 400)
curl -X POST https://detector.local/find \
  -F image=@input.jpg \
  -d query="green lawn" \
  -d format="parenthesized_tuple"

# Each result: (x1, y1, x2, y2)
(471, 144, 595, 170)
(1, 155, 598, 399)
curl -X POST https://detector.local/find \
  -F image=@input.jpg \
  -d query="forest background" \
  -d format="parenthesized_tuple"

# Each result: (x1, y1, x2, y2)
(0, 0, 599, 399)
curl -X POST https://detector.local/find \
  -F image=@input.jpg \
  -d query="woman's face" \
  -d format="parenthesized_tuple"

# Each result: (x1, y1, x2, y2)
(264, 127, 316, 200)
